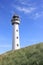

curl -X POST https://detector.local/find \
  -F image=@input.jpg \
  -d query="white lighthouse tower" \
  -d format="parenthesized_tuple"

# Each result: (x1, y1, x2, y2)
(11, 14, 20, 50)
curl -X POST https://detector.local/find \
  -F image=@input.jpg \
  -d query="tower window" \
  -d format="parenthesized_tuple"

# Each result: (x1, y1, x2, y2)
(16, 37, 18, 39)
(17, 44, 19, 46)
(16, 30, 18, 32)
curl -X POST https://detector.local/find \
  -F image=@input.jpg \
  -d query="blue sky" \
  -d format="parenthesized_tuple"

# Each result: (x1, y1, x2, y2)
(0, 0, 43, 54)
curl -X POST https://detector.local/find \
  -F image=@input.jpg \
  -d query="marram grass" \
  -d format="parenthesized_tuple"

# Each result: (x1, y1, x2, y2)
(0, 42, 43, 65)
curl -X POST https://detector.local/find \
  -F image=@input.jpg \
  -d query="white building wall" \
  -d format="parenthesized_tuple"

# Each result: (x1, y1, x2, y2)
(12, 21, 20, 50)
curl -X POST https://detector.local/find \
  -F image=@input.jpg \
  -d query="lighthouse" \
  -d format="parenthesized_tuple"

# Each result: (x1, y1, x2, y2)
(11, 14, 20, 50)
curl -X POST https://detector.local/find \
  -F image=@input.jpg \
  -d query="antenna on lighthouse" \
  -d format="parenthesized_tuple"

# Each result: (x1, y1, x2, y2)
(11, 14, 20, 50)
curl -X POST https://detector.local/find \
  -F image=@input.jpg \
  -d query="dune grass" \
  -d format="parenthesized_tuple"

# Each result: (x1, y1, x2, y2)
(0, 42, 43, 65)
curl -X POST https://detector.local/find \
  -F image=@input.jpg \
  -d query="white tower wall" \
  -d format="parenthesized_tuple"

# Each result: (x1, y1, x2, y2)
(12, 23, 20, 50)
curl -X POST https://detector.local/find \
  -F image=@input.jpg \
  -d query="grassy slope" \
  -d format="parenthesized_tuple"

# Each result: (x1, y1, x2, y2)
(0, 43, 43, 65)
